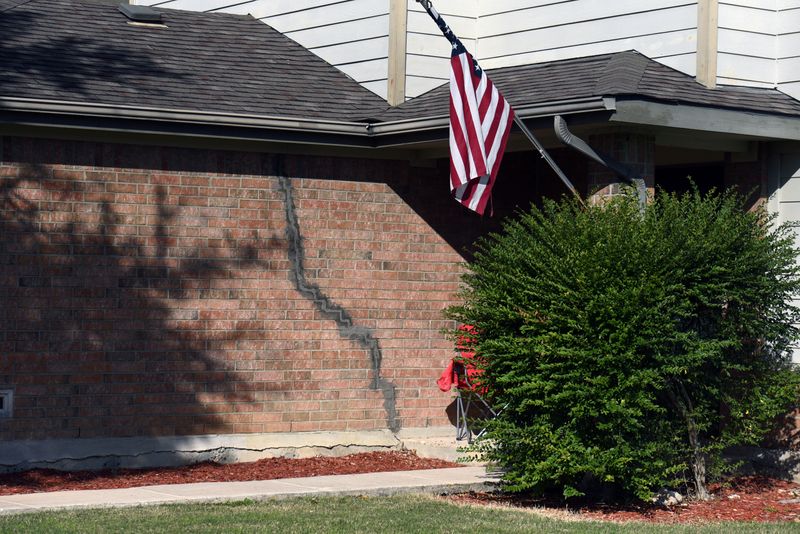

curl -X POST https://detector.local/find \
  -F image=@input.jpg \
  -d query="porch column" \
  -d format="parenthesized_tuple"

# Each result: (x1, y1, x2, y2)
(724, 143, 768, 210)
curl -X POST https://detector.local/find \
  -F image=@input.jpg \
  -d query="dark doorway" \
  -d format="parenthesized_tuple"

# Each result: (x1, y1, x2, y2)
(655, 163, 725, 195)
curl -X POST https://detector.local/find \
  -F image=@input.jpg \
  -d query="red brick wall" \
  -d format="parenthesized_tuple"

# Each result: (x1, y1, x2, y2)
(0, 136, 478, 440)
(724, 146, 768, 211)
(587, 132, 655, 199)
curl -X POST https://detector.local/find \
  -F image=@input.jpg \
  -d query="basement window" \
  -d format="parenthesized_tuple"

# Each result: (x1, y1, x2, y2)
(0, 390, 12, 418)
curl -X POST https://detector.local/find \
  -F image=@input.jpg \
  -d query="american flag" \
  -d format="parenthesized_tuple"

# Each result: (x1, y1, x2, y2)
(418, 2, 515, 215)
(449, 46, 514, 215)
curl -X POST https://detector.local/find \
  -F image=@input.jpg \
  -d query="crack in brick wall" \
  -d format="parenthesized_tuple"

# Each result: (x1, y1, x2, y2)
(276, 165, 400, 433)
(0, 138, 467, 440)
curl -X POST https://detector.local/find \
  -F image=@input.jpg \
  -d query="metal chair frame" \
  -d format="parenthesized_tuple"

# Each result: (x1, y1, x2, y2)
(453, 362, 500, 443)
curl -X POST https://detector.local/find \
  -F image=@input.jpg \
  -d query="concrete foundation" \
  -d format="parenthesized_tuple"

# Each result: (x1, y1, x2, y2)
(726, 446, 800, 483)
(0, 427, 459, 473)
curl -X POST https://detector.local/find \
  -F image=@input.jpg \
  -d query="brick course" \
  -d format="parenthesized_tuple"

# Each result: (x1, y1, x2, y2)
(0, 136, 483, 440)
(587, 131, 655, 200)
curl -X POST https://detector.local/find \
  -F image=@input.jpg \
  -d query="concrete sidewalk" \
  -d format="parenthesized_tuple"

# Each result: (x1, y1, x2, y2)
(0, 466, 499, 516)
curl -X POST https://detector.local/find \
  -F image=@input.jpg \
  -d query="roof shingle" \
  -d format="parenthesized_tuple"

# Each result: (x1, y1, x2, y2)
(381, 51, 800, 121)
(1, 1, 798, 128)
(0, 0, 388, 121)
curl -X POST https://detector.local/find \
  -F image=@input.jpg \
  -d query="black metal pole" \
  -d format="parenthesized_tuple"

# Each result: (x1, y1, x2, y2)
(514, 116, 581, 200)
(414, 0, 584, 204)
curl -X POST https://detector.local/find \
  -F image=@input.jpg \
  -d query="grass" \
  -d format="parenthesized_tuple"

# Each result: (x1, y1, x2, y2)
(0, 495, 797, 534)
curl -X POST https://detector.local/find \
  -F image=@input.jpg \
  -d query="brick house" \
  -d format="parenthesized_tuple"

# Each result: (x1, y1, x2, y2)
(0, 0, 799, 469)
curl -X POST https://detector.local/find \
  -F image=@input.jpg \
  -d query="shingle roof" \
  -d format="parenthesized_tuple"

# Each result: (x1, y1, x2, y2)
(1, 1, 798, 131)
(0, 0, 387, 121)
(380, 51, 800, 121)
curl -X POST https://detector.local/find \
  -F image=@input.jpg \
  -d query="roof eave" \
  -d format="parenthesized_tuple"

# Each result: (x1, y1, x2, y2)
(611, 98, 800, 141)
(3, 95, 800, 149)
(0, 96, 615, 148)
(369, 97, 615, 136)
(0, 96, 370, 135)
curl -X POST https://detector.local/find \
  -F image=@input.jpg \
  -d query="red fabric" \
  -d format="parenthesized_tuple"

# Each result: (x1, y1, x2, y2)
(437, 360, 457, 392)
(438, 325, 484, 392)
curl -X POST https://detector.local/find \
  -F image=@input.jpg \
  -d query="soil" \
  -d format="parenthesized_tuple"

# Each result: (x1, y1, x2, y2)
(446, 476, 800, 524)
(5, 453, 797, 524)
(0, 450, 460, 496)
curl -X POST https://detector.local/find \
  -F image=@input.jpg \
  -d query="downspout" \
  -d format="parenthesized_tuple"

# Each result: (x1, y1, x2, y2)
(554, 115, 647, 209)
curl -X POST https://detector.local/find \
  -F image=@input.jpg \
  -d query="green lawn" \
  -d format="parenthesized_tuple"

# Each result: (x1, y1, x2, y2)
(0, 495, 796, 534)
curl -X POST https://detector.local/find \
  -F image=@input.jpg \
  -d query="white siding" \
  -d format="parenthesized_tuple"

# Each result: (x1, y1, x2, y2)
(782, 81, 800, 99)
(774, 149, 800, 363)
(715, 1, 800, 96)
(476, 1, 698, 72)
(477, 0, 575, 17)
(778, 5, 800, 99)
(716, 2, 778, 88)
(658, 52, 699, 76)
(778, 3, 800, 33)
(139, 0, 258, 11)
(134, 1, 800, 103)
(135, 0, 392, 97)
(775, 153, 800, 210)
(779, 57, 800, 82)
(405, 0, 478, 98)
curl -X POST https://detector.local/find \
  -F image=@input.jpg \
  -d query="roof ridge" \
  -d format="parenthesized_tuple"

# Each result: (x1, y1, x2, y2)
(484, 51, 619, 77)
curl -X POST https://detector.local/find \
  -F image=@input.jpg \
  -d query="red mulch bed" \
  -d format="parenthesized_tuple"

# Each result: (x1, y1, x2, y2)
(447, 476, 800, 524)
(0, 451, 461, 496)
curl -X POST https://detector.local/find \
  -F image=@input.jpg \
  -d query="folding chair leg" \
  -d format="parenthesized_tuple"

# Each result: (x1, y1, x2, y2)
(455, 390, 471, 441)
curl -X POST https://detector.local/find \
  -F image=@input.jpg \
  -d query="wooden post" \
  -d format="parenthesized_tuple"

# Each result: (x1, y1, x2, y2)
(387, 0, 409, 106)
(696, 0, 719, 89)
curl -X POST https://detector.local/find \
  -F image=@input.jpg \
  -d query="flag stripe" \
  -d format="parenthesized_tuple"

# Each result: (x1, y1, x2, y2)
(449, 49, 515, 215)
(449, 64, 474, 183)
(453, 54, 487, 178)
(485, 98, 511, 171)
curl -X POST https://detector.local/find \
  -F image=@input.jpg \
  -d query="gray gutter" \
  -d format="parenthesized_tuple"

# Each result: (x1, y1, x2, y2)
(0, 97, 370, 136)
(5, 95, 798, 146)
(368, 97, 615, 136)
(0, 96, 615, 147)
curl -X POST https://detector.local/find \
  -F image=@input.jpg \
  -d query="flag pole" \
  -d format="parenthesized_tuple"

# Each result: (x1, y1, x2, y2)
(414, 0, 585, 205)
(512, 115, 582, 202)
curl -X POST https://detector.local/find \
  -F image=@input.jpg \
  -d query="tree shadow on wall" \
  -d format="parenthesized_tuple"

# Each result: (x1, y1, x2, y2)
(0, 3, 185, 102)
(387, 151, 585, 261)
(0, 163, 279, 440)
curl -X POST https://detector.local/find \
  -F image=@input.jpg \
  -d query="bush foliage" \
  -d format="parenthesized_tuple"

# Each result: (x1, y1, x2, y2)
(447, 189, 800, 501)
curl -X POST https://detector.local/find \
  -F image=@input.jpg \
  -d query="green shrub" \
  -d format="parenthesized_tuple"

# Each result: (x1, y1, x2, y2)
(447, 189, 800, 501)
